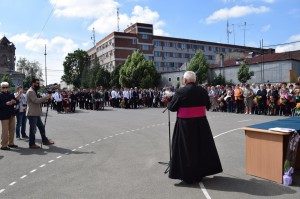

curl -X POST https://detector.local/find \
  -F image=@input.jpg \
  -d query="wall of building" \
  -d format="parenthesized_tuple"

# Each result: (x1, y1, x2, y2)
(160, 71, 185, 88)
(211, 60, 299, 84)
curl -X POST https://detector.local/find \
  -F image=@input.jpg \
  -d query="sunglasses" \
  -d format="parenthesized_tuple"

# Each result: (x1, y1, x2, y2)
(2, 87, 8, 89)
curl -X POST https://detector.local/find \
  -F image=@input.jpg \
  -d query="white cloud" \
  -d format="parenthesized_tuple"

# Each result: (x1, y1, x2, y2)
(10, 33, 79, 84)
(261, 24, 271, 32)
(276, 34, 300, 53)
(205, 5, 270, 24)
(50, 1, 168, 36)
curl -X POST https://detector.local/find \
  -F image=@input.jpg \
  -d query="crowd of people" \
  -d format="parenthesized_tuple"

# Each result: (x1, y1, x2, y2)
(1, 77, 300, 150)
(205, 82, 300, 116)
(44, 86, 174, 113)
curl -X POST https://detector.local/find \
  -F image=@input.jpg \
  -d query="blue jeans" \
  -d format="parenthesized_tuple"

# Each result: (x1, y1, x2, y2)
(15, 111, 27, 137)
(27, 116, 48, 146)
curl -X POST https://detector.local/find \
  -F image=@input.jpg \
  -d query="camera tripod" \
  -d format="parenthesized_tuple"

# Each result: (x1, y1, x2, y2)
(40, 99, 51, 149)
(158, 107, 172, 174)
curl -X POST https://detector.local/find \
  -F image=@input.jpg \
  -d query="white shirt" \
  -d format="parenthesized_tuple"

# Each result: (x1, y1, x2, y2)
(111, 90, 117, 99)
(14, 93, 27, 112)
(53, 92, 62, 102)
(123, 90, 130, 99)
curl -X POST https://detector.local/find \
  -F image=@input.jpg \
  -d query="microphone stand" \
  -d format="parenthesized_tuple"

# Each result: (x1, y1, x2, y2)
(158, 106, 172, 174)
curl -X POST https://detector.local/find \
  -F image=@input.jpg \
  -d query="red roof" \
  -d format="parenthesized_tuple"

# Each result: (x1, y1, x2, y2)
(211, 50, 300, 68)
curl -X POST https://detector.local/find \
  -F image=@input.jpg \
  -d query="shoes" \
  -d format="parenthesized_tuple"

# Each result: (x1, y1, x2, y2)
(43, 140, 54, 145)
(29, 144, 40, 149)
(1, 146, 11, 150)
(8, 144, 18, 148)
(22, 135, 29, 139)
(16, 136, 22, 140)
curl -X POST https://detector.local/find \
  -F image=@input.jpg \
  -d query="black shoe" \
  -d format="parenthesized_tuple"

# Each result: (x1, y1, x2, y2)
(1, 147, 11, 150)
(8, 144, 18, 148)
(22, 135, 29, 139)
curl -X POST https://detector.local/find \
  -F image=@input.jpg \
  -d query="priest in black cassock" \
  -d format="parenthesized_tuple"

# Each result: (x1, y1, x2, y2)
(167, 71, 223, 184)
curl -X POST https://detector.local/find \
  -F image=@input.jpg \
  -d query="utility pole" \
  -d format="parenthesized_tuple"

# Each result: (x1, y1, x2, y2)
(226, 19, 231, 44)
(44, 44, 47, 86)
(231, 24, 235, 45)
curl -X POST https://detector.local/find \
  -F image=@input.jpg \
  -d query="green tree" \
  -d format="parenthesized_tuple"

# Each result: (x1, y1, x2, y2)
(16, 57, 43, 87)
(119, 50, 161, 88)
(88, 57, 101, 89)
(237, 61, 253, 83)
(110, 64, 122, 88)
(95, 67, 111, 88)
(1, 74, 14, 87)
(188, 50, 209, 84)
(61, 49, 89, 88)
(213, 73, 226, 86)
(81, 66, 90, 88)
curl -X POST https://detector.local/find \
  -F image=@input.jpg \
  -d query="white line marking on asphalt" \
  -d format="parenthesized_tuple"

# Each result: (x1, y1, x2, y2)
(20, 175, 27, 179)
(65, 152, 70, 155)
(115, 134, 119, 136)
(85, 144, 90, 146)
(57, 156, 62, 159)
(131, 130, 135, 132)
(39, 164, 46, 168)
(126, 131, 130, 133)
(92, 141, 96, 143)
(238, 119, 252, 123)
(0, 189, 5, 193)
(78, 146, 83, 148)
(213, 128, 241, 139)
(98, 139, 102, 141)
(72, 149, 77, 151)
(120, 133, 124, 135)
(9, 181, 16, 186)
(30, 169, 37, 173)
(103, 137, 107, 139)
(49, 160, 54, 163)
(109, 136, 113, 138)
(200, 182, 211, 199)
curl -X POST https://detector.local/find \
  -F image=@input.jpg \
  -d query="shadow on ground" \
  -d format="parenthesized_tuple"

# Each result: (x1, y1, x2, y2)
(5, 144, 95, 156)
(203, 175, 297, 196)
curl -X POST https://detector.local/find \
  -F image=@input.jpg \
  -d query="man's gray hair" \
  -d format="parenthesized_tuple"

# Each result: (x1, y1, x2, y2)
(1, 82, 9, 87)
(183, 71, 196, 82)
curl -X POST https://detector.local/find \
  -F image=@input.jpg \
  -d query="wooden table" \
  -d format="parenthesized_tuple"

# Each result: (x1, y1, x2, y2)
(242, 126, 300, 184)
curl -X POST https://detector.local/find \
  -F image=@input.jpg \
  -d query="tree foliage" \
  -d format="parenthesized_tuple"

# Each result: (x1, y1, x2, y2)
(237, 61, 253, 83)
(187, 50, 209, 84)
(62, 49, 89, 88)
(16, 57, 43, 79)
(212, 73, 226, 86)
(95, 67, 111, 88)
(119, 50, 160, 88)
(110, 64, 122, 88)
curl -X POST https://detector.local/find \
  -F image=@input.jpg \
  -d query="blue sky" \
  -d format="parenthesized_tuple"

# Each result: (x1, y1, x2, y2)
(1, 0, 300, 84)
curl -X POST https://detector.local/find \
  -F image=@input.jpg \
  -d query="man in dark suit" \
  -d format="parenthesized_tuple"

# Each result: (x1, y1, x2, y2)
(167, 71, 223, 184)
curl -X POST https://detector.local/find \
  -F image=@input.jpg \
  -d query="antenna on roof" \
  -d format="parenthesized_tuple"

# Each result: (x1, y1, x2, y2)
(117, 7, 120, 32)
(238, 21, 253, 46)
(91, 27, 95, 46)
(226, 19, 232, 44)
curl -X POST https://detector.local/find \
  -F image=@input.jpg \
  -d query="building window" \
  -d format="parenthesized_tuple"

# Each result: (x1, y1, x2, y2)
(182, 43, 186, 49)
(174, 42, 178, 49)
(164, 52, 170, 58)
(132, 39, 137, 44)
(154, 51, 161, 57)
(168, 77, 172, 82)
(142, 45, 150, 50)
(177, 77, 180, 81)
(165, 62, 171, 67)
(173, 53, 179, 58)
(181, 53, 186, 58)
(204, 46, 209, 51)
(142, 34, 149, 39)
(165, 42, 171, 47)
(154, 41, 161, 46)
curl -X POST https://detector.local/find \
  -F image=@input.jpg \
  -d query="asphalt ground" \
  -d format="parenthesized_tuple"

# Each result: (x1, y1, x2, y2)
(0, 107, 299, 199)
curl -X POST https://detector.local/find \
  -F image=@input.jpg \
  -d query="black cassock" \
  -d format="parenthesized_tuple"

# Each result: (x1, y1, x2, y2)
(167, 83, 223, 183)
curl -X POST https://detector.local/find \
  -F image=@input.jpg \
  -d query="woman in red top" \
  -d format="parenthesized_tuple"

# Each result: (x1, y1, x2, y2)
(62, 91, 69, 113)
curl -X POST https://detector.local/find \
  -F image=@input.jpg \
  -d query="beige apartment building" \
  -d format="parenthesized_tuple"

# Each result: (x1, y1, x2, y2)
(87, 23, 273, 73)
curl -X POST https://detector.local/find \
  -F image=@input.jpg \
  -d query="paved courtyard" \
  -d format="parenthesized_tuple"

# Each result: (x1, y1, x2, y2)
(0, 107, 299, 199)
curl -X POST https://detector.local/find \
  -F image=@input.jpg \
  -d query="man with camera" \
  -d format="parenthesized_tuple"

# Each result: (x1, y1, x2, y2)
(26, 78, 54, 149)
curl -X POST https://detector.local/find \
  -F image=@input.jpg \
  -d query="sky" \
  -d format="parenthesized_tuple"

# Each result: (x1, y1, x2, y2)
(1, 0, 300, 84)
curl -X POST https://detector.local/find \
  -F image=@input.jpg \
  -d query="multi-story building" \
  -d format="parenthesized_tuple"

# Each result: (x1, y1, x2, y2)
(87, 23, 274, 73)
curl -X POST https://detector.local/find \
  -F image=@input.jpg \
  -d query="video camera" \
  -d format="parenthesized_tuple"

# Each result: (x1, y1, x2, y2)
(45, 83, 58, 94)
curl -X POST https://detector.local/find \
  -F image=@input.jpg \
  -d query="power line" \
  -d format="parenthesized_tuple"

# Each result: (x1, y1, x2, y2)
(263, 40, 300, 47)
